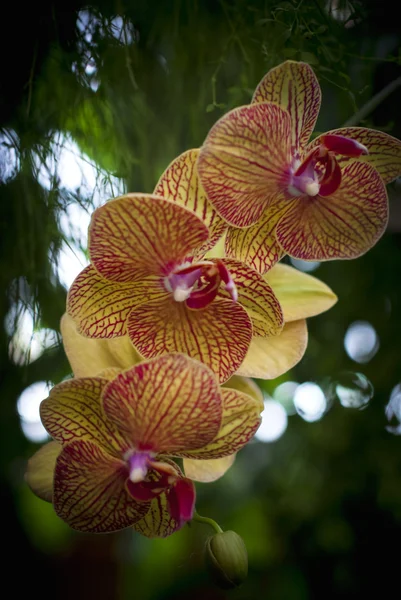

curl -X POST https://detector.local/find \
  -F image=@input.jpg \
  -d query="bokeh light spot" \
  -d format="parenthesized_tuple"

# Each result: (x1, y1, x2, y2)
(344, 321, 379, 363)
(255, 399, 288, 442)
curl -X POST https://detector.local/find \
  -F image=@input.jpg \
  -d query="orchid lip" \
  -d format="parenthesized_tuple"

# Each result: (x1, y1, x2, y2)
(164, 260, 238, 309)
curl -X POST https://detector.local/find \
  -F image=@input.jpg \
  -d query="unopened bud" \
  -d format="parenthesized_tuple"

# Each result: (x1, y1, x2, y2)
(205, 530, 248, 589)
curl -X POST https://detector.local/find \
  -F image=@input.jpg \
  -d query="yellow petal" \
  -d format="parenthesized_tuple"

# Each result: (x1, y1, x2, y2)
(177, 388, 261, 460)
(61, 313, 141, 378)
(67, 265, 165, 338)
(223, 375, 264, 410)
(236, 320, 308, 379)
(264, 264, 337, 322)
(25, 441, 62, 502)
(183, 455, 236, 483)
(40, 377, 128, 457)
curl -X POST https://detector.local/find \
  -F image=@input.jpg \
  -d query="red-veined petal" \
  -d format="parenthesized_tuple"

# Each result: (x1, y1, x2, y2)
(133, 494, 179, 538)
(236, 320, 308, 379)
(60, 313, 141, 377)
(308, 127, 401, 184)
(276, 161, 388, 260)
(198, 103, 292, 228)
(54, 440, 149, 533)
(25, 441, 61, 502)
(252, 60, 321, 154)
(154, 148, 227, 255)
(102, 354, 222, 453)
(89, 194, 210, 282)
(264, 264, 337, 321)
(225, 203, 286, 274)
(183, 455, 236, 483)
(67, 265, 165, 338)
(176, 388, 262, 459)
(40, 377, 128, 457)
(219, 258, 283, 337)
(126, 296, 253, 383)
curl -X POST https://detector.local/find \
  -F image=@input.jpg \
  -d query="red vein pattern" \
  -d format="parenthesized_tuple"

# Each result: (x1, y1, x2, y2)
(54, 440, 149, 533)
(40, 377, 129, 456)
(102, 354, 222, 452)
(89, 194, 210, 282)
(133, 493, 178, 538)
(276, 161, 388, 260)
(218, 258, 283, 336)
(307, 127, 401, 185)
(252, 60, 321, 154)
(225, 202, 286, 274)
(197, 103, 292, 228)
(67, 265, 166, 338)
(127, 296, 253, 383)
(154, 148, 227, 255)
(175, 388, 262, 459)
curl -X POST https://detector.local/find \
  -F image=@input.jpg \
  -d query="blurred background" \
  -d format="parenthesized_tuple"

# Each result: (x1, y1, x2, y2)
(1, 0, 401, 598)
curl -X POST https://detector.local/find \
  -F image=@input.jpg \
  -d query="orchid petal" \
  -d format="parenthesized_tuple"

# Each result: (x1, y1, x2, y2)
(264, 264, 337, 321)
(133, 494, 179, 538)
(219, 258, 283, 337)
(252, 60, 321, 153)
(40, 377, 128, 456)
(25, 441, 61, 502)
(102, 354, 222, 453)
(276, 161, 388, 260)
(176, 388, 262, 459)
(225, 204, 286, 274)
(308, 127, 401, 184)
(60, 313, 140, 378)
(236, 320, 308, 379)
(54, 440, 149, 533)
(127, 296, 253, 383)
(89, 194, 209, 282)
(154, 148, 227, 255)
(183, 455, 236, 483)
(223, 375, 264, 410)
(67, 265, 165, 338)
(198, 102, 292, 228)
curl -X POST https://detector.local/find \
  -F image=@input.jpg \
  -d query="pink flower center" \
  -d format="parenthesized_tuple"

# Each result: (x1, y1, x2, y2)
(164, 259, 238, 309)
(288, 134, 368, 198)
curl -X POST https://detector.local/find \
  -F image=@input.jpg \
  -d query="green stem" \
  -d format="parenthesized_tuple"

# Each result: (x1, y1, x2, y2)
(343, 75, 401, 127)
(193, 511, 223, 534)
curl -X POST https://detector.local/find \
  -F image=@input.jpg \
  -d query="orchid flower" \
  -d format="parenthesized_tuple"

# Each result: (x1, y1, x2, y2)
(197, 60, 401, 273)
(67, 194, 284, 382)
(60, 311, 263, 483)
(26, 354, 262, 537)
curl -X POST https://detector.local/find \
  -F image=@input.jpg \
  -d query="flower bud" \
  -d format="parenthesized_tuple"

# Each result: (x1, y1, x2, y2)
(205, 530, 248, 589)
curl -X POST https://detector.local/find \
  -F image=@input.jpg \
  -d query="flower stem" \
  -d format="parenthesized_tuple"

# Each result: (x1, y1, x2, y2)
(193, 511, 223, 534)
(343, 75, 401, 127)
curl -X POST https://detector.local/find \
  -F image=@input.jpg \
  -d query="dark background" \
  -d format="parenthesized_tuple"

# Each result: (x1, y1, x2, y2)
(1, 1, 401, 598)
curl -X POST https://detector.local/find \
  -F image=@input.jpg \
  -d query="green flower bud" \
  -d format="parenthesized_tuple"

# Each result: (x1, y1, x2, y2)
(205, 530, 248, 589)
